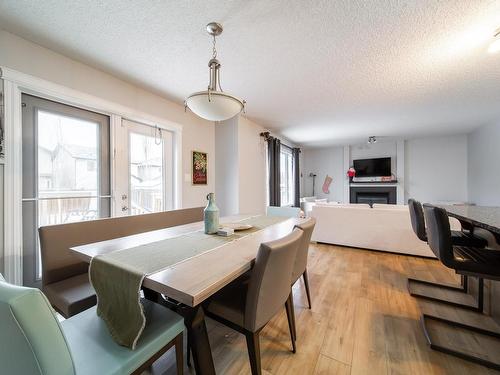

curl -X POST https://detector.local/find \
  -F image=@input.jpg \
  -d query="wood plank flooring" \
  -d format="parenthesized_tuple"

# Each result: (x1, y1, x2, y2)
(148, 243, 500, 374)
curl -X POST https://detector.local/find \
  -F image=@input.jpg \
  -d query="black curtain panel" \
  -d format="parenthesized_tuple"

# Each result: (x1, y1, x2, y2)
(293, 148, 301, 207)
(267, 137, 281, 206)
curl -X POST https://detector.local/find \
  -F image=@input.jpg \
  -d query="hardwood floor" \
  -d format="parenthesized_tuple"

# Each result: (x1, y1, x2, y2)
(148, 243, 500, 374)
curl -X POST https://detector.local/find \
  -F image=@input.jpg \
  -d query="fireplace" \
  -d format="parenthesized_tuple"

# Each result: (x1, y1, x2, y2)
(350, 186, 397, 206)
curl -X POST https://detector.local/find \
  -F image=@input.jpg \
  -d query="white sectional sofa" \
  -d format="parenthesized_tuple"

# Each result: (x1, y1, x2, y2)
(310, 203, 460, 257)
(300, 197, 338, 217)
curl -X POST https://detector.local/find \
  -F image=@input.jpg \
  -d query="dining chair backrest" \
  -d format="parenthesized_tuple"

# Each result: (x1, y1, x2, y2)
(292, 218, 316, 283)
(408, 199, 427, 242)
(266, 206, 301, 218)
(0, 275, 76, 375)
(423, 204, 454, 267)
(244, 228, 303, 332)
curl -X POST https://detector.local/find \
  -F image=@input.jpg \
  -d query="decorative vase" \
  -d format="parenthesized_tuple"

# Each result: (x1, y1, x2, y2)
(204, 193, 220, 234)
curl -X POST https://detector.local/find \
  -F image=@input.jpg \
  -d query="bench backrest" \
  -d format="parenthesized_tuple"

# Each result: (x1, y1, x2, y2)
(39, 207, 204, 286)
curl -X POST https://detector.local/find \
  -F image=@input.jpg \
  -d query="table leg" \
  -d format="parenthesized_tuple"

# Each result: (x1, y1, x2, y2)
(143, 292, 215, 375)
(177, 304, 216, 375)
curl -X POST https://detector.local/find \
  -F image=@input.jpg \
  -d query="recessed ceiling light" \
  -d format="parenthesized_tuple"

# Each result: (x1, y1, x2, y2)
(488, 28, 500, 54)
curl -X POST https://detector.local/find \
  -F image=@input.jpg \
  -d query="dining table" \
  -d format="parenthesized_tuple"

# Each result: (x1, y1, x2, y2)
(435, 205, 500, 241)
(70, 214, 305, 375)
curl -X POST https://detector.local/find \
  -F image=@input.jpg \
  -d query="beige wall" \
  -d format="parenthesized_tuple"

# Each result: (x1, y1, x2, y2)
(214, 115, 268, 216)
(238, 116, 267, 214)
(0, 29, 215, 208)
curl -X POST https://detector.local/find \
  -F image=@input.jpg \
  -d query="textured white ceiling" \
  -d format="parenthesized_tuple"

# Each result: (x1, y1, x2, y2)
(1, 0, 499, 147)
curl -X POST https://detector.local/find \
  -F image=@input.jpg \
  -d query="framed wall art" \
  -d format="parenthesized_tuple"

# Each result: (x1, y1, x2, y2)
(192, 150, 208, 185)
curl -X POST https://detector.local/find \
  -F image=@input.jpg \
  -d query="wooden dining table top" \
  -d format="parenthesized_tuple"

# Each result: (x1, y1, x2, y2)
(70, 214, 306, 307)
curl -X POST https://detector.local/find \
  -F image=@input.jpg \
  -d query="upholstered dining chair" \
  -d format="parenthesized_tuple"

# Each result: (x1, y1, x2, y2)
(285, 217, 316, 341)
(0, 273, 184, 375)
(407, 199, 487, 310)
(266, 205, 301, 218)
(203, 229, 303, 375)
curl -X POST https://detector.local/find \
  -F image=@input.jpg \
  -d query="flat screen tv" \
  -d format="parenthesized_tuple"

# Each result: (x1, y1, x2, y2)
(353, 157, 391, 177)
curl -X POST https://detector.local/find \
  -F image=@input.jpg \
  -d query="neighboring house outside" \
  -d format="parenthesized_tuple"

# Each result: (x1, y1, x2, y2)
(38, 144, 97, 194)
(37, 144, 98, 224)
(130, 156, 163, 214)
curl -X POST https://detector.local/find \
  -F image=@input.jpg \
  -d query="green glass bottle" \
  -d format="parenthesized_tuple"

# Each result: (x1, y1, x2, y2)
(204, 193, 220, 234)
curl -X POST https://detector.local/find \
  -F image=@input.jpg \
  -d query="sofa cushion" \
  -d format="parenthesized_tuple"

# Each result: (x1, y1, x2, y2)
(61, 300, 184, 375)
(301, 196, 317, 202)
(319, 203, 370, 208)
(372, 203, 406, 209)
(43, 273, 96, 318)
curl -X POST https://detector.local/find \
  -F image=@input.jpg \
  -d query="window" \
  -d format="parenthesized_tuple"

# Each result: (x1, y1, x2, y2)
(280, 146, 294, 206)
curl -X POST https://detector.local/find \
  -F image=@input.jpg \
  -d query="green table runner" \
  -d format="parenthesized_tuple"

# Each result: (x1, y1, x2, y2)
(89, 215, 287, 349)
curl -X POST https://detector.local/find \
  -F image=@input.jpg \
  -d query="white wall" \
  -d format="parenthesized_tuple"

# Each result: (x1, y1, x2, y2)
(238, 117, 267, 214)
(0, 30, 215, 209)
(350, 141, 397, 177)
(215, 117, 239, 216)
(405, 134, 468, 203)
(302, 134, 469, 205)
(302, 146, 344, 202)
(468, 122, 500, 206)
(215, 115, 268, 216)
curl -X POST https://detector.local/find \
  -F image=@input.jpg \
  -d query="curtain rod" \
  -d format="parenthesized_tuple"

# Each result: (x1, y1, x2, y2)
(259, 131, 300, 152)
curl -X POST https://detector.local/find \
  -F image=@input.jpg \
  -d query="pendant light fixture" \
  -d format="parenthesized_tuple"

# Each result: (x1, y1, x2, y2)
(185, 22, 246, 122)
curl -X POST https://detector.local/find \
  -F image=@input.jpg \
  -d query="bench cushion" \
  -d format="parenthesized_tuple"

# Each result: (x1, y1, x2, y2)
(61, 300, 184, 375)
(44, 273, 96, 317)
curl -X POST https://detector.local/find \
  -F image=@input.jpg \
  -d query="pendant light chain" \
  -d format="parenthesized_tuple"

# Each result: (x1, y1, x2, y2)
(212, 35, 217, 59)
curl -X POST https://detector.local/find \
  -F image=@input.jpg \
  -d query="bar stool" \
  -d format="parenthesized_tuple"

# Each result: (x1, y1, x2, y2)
(407, 199, 487, 311)
(420, 205, 500, 371)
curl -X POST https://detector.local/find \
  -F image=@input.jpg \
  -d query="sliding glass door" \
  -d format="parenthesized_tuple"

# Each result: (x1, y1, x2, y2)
(22, 94, 110, 287)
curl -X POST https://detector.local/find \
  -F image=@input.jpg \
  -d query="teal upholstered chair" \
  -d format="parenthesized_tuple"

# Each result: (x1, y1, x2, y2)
(0, 273, 184, 375)
(266, 206, 301, 218)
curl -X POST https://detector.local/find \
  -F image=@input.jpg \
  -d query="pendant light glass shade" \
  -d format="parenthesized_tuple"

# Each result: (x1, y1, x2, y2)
(185, 22, 245, 122)
(186, 91, 245, 121)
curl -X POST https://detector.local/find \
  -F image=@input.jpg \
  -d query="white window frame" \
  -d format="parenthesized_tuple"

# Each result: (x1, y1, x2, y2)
(0, 66, 183, 284)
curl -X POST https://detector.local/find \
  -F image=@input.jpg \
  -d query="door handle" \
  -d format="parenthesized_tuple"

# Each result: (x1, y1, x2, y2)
(122, 206, 129, 212)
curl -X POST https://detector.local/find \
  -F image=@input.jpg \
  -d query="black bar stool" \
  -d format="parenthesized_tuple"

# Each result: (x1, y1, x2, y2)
(407, 199, 487, 311)
(420, 204, 500, 371)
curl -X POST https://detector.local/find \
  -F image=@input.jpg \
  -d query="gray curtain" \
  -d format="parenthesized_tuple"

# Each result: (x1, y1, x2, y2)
(293, 148, 300, 207)
(267, 137, 281, 206)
